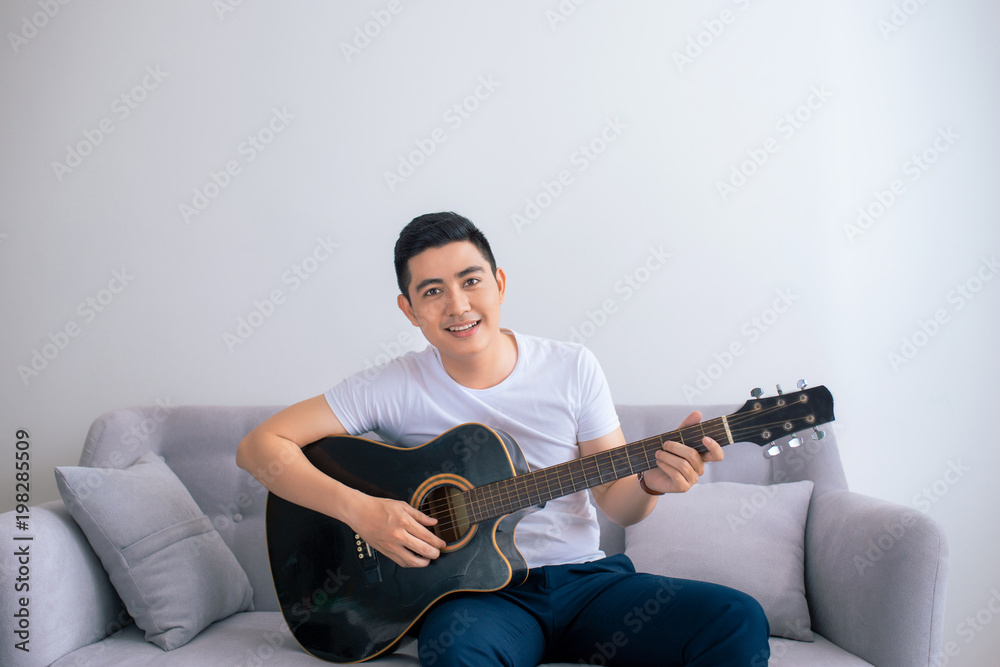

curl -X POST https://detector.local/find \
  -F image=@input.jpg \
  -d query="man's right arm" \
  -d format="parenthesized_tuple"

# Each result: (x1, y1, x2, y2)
(236, 395, 445, 567)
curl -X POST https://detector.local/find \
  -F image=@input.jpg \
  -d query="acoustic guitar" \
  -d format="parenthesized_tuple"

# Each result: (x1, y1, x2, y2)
(266, 382, 834, 663)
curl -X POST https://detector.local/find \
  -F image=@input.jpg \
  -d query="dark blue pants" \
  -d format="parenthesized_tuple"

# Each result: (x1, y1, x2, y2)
(417, 554, 770, 666)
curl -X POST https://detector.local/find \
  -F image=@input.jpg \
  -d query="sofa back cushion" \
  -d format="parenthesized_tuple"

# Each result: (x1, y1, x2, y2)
(80, 405, 284, 612)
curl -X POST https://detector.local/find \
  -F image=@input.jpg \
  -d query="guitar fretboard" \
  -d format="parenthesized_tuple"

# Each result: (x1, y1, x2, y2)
(462, 416, 732, 524)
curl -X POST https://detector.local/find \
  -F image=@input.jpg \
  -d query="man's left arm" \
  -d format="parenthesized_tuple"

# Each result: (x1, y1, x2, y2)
(581, 411, 725, 527)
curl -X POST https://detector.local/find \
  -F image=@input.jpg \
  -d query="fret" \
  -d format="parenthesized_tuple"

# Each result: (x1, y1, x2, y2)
(464, 488, 479, 524)
(594, 456, 608, 484)
(610, 447, 633, 479)
(570, 459, 588, 494)
(554, 467, 569, 497)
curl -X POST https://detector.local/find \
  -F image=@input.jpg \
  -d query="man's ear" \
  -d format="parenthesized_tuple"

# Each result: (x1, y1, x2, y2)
(397, 293, 420, 326)
(496, 267, 506, 305)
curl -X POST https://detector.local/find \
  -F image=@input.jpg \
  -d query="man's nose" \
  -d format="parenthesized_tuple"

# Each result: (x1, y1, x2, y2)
(445, 289, 471, 316)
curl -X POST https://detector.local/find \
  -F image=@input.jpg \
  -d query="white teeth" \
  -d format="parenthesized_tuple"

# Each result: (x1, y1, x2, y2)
(449, 322, 478, 332)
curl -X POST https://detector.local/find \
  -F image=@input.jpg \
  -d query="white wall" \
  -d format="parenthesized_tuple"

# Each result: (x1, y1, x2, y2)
(2, 0, 998, 663)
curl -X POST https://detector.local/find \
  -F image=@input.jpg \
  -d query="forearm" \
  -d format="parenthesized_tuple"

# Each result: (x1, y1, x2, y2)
(237, 431, 363, 524)
(593, 475, 657, 527)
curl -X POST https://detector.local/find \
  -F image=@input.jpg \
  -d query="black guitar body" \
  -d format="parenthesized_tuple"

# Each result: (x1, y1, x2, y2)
(265, 423, 538, 663)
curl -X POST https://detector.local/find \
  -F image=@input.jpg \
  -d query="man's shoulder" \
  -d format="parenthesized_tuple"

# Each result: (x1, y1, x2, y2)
(513, 330, 598, 369)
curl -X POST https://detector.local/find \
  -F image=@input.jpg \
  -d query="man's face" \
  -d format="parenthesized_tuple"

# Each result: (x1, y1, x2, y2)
(397, 241, 506, 361)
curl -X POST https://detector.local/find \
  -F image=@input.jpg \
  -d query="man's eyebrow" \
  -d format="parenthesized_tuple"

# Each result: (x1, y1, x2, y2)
(414, 266, 485, 293)
(456, 265, 485, 279)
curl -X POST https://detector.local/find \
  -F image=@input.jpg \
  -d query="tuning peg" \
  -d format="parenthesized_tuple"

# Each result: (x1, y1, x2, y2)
(776, 384, 784, 395)
(797, 379, 808, 390)
(751, 387, 764, 399)
(763, 442, 782, 458)
(788, 436, 803, 448)
(811, 427, 826, 440)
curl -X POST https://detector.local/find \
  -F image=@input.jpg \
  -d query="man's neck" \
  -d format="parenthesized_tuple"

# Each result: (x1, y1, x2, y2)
(439, 329, 518, 390)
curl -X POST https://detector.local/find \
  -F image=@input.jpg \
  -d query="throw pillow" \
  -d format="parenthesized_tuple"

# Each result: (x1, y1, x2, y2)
(624, 480, 814, 641)
(55, 452, 254, 650)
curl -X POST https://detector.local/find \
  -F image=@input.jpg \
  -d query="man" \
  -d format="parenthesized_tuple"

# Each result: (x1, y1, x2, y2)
(237, 212, 770, 665)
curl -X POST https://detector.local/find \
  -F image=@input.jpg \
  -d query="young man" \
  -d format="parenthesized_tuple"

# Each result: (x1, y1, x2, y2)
(237, 212, 770, 666)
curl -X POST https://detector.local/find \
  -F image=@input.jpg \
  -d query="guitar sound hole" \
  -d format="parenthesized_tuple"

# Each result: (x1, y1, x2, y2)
(420, 485, 472, 545)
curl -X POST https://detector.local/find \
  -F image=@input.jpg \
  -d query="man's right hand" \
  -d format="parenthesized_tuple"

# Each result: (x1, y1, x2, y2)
(344, 493, 448, 568)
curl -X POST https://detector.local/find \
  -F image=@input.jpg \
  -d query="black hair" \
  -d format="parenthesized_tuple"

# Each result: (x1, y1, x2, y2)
(394, 212, 498, 301)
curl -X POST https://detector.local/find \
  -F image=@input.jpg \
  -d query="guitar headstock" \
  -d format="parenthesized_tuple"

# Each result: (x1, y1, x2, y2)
(728, 381, 835, 458)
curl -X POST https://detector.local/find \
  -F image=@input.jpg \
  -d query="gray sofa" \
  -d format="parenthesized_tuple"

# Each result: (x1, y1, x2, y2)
(1, 402, 948, 666)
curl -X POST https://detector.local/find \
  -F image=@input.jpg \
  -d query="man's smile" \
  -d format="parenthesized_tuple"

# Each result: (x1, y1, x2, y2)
(446, 320, 481, 336)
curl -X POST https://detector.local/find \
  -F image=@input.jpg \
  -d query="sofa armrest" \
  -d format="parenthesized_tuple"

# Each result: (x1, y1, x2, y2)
(805, 490, 948, 667)
(0, 500, 130, 667)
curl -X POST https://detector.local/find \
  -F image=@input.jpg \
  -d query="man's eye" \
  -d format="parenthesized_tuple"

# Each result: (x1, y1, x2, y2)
(424, 287, 441, 297)
(464, 278, 480, 287)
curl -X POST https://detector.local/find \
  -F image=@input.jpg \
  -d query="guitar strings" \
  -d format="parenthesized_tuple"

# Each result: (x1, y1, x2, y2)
(418, 401, 820, 532)
(420, 411, 809, 530)
(420, 404, 817, 530)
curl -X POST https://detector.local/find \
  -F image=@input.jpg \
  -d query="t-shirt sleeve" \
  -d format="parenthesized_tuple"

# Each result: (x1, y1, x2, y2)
(324, 361, 407, 437)
(575, 346, 620, 442)
(324, 373, 375, 436)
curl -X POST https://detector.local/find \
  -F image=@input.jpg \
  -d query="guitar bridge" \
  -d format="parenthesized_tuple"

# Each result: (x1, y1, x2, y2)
(354, 533, 383, 584)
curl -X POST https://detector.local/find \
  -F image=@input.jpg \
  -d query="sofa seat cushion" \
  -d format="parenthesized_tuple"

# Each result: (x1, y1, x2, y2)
(767, 635, 873, 667)
(49, 611, 871, 666)
(50, 612, 421, 667)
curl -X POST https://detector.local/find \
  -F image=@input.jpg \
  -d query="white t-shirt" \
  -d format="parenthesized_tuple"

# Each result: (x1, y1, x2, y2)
(324, 329, 621, 568)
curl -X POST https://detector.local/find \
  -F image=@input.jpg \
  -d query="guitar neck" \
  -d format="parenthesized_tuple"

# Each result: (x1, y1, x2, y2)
(463, 416, 734, 524)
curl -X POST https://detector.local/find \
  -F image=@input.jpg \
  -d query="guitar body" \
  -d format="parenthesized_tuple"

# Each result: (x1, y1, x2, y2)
(265, 423, 538, 663)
